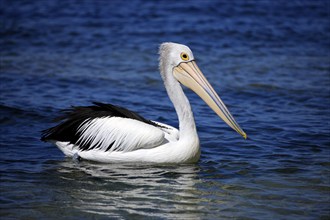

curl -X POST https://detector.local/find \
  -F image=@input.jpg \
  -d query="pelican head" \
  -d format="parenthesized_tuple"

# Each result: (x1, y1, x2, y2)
(159, 42, 247, 139)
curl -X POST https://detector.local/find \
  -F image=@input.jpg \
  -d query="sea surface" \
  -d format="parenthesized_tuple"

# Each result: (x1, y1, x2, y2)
(1, 0, 329, 219)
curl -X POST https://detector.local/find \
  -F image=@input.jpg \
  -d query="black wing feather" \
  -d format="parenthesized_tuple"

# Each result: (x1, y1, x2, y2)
(41, 102, 162, 151)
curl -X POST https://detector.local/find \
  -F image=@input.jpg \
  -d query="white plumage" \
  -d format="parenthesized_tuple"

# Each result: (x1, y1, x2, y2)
(77, 117, 165, 152)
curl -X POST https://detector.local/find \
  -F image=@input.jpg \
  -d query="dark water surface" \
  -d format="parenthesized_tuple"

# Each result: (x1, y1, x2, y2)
(1, 0, 329, 219)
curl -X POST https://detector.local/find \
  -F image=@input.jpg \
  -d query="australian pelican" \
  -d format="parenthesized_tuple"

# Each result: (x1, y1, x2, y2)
(42, 42, 247, 163)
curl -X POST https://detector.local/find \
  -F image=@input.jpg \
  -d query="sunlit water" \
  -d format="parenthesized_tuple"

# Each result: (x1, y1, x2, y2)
(1, 0, 329, 219)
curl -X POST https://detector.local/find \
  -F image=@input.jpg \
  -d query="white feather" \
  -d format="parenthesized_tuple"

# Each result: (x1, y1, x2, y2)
(76, 117, 165, 152)
(152, 121, 179, 142)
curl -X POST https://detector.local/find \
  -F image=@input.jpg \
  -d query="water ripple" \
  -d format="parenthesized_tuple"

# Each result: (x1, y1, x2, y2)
(1, 0, 329, 219)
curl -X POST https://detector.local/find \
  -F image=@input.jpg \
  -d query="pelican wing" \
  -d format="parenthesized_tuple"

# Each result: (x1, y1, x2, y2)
(75, 117, 165, 152)
(41, 102, 167, 153)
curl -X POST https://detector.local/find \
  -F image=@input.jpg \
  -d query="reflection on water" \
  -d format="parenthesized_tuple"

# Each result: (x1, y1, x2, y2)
(1, 0, 329, 219)
(54, 160, 205, 219)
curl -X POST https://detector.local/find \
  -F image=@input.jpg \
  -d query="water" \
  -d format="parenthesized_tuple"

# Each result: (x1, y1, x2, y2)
(1, 0, 329, 219)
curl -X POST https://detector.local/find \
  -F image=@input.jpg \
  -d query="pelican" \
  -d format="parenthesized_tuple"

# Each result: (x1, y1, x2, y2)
(41, 42, 247, 163)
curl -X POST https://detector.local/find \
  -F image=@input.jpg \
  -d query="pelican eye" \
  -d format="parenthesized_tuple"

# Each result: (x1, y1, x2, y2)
(180, 52, 189, 61)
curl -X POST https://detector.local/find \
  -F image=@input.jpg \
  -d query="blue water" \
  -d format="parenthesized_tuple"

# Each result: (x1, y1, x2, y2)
(1, 0, 329, 219)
